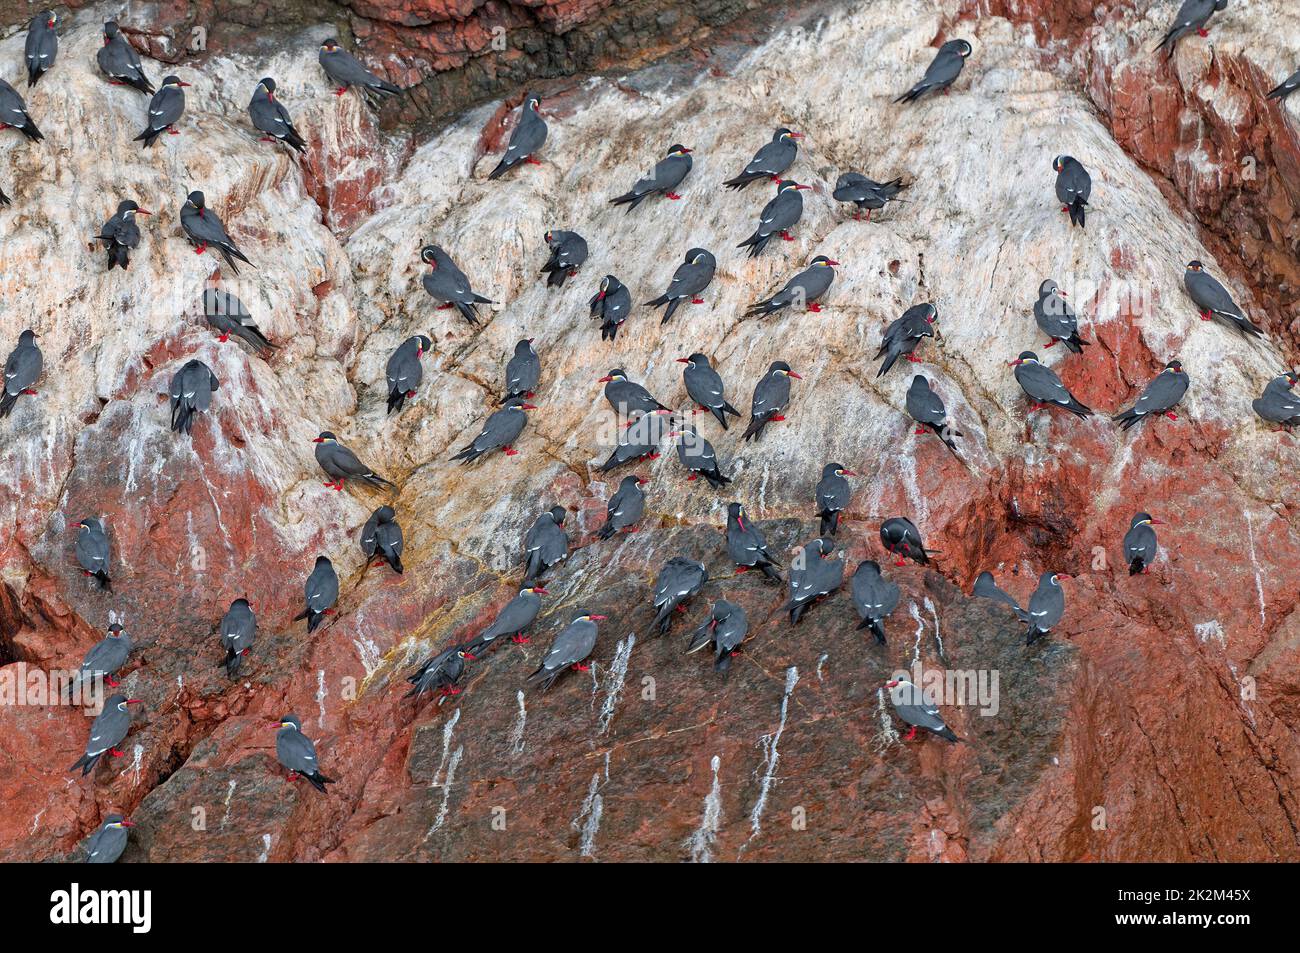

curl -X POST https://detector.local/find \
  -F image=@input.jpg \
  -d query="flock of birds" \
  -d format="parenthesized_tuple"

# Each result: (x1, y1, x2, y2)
(3, 2, 1298, 862)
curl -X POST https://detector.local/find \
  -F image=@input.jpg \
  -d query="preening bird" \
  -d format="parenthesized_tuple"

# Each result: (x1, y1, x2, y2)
(181, 191, 253, 275)
(420, 244, 494, 324)
(894, 39, 972, 103)
(318, 37, 400, 99)
(522, 505, 569, 585)
(886, 677, 960, 742)
(723, 127, 801, 190)
(24, 11, 58, 88)
(168, 359, 219, 437)
(74, 517, 112, 591)
(219, 599, 256, 678)
(97, 21, 153, 94)
(540, 229, 588, 288)
(133, 75, 189, 147)
(832, 172, 906, 221)
(385, 335, 431, 415)
(685, 600, 748, 674)
(726, 501, 783, 582)
(96, 200, 150, 271)
(876, 303, 938, 377)
(591, 275, 632, 340)
(488, 92, 547, 180)
(610, 144, 693, 210)
(1034, 279, 1090, 352)
(880, 516, 937, 567)
(784, 537, 843, 625)
(649, 557, 708, 635)
(597, 409, 673, 472)
(361, 505, 404, 574)
(249, 77, 306, 153)
(404, 645, 469, 704)
(906, 375, 961, 457)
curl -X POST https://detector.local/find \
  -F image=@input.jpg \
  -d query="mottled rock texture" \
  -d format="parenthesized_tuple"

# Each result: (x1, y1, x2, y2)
(2, 0, 1300, 862)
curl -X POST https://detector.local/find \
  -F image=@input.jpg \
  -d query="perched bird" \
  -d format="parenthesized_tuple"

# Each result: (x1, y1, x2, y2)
(168, 359, 219, 437)
(723, 128, 802, 190)
(1154, 0, 1227, 59)
(83, 814, 132, 864)
(597, 409, 673, 472)
(70, 694, 141, 776)
(851, 560, 900, 645)
(249, 77, 306, 153)
(450, 396, 535, 463)
(522, 505, 569, 585)
(832, 172, 906, 221)
(726, 501, 782, 582)
(133, 75, 188, 147)
(742, 360, 801, 441)
(737, 179, 810, 257)
(685, 600, 748, 673)
(0, 78, 43, 141)
(463, 586, 547, 655)
(973, 571, 1029, 621)
(644, 248, 716, 324)
(1267, 68, 1300, 103)
(318, 38, 399, 99)
(66, 623, 133, 698)
(203, 289, 277, 358)
(814, 463, 854, 536)
(0, 329, 42, 419)
(96, 21, 153, 94)
(745, 255, 838, 317)
(404, 645, 468, 703)
(876, 303, 938, 377)
(1123, 513, 1164, 575)
(181, 191, 253, 275)
(75, 518, 112, 591)
(596, 474, 647, 539)
(1113, 359, 1188, 430)
(591, 275, 632, 341)
(540, 229, 588, 288)
(385, 334, 431, 415)
(420, 244, 493, 325)
(488, 92, 546, 180)
(678, 353, 740, 429)
(885, 677, 960, 742)
(219, 598, 256, 678)
(1009, 351, 1093, 418)
(1053, 155, 1091, 228)
(504, 338, 540, 400)
(650, 556, 708, 635)
(1034, 279, 1090, 352)
(24, 11, 58, 88)
(360, 505, 404, 574)
(1252, 371, 1300, 430)
(669, 425, 731, 489)
(293, 556, 338, 633)
(273, 715, 334, 792)
(895, 39, 972, 103)
(1184, 260, 1263, 337)
(600, 368, 670, 417)
(526, 611, 605, 691)
(784, 537, 843, 625)
(95, 200, 150, 271)
(611, 144, 693, 211)
(313, 431, 398, 491)
(906, 375, 961, 456)
(880, 516, 937, 567)
(1024, 571, 1068, 645)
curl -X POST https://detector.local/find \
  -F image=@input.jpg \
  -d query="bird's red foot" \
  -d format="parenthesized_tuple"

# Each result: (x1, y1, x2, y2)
(194, 243, 207, 254)
(406, 390, 416, 398)
(437, 302, 454, 310)
(895, 558, 906, 567)
(504, 446, 518, 456)
(771, 414, 786, 422)
(1043, 339, 1057, 348)
(808, 303, 822, 313)
(691, 297, 704, 304)
(1164, 412, 1178, 421)
(1197, 27, 1208, 37)
(568, 269, 577, 277)
(666, 192, 682, 200)
(217, 333, 230, 342)
(914, 428, 927, 435)
(105, 676, 120, 688)
(1199, 310, 1212, 320)
(687, 473, 698, 481)
(1061, 205, 1070, 213)
(780, 231, 794, 241)
(288, 770, 299, 780)
(907, 354, 923, 363)
(903, 726, 918, 741)
(110, 748, 125, 757)
(168, 128, 179, 135)
(1029, 403, 1047, 411)
(571, 662, 590, 672)
(525, 156, 542, 166)
(511, 635, 531, 644)
(260, 136, 277, 143)
(854, 212, 862, 221)
(334, 87, 347, 96)
(736, 565, 749, 573)
(22, 388, 37, 395)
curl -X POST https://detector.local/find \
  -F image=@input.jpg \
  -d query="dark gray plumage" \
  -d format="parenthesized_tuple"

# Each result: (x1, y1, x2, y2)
(1267, 67, 1300, 103)
(385, 334, 431, 415)
(274, 714, 334, 792)
(851, 560, 899, 645)
(644, 248, 716, 324)
(726, 501, 782, 582)
(0, 77, 43, 141)
(670, 424, 730, 489)
(526, 612, 604, 691)
(601, 368, 669, 417)
(880, 516, 936, 567)
(523, 505, 569, 585)
(723, 127, 801, 190)
(313, 431, 397, 491)
(1123, 513, 1163, 576)
(832, 172, 906, 221)
(745, 256, 838, 317)
(97, 21, 153, 94)
(488, 92, 546, 179)
(650, 556, 708, 635)
(591, 275, 632, 341)
(463, 586, 546, 655)
(1253, 372, 1300, 428)
(540, 229, 588, 288)
(450, 396, 534, 463)
(597, 409, 672, 471)
(420, 244, 493, 325)
(737, 179, 809, 258)
(66, 623, 132, 698)
(203, 288, 277, 358)
(973, 571, 1029, 622)
(96, 200, 149, 271)
(133, 75, 188, 147)
(168, 359, 218, 437)
(597, 475, 647, 539)
(70, 694, 139, 775)
(24, 11, 58, 88)
(75, 517, 112, 591)
(1154, 0, 1227, 60)
(1113, 360, 1188, 430)
(361, 505, 404, 574)
(505, 338, 540, 400)
(318, 37, 400, 98)
(814, 462, 854, 536)
(83, 814, 131, 863)
(0, 329, 42, 418)
(685, 599, 748, 673)
(886, 677, 960, 742)
(1034, 279, 1090, 352)
(906, 375, 961, 456)
(219, 598, 256, 678)
(611, 144, 692, 210)
(1010, 351, 1093, 418)
(876, 303, 937, 377)
(678, 353, 740, 429)
(742, 360, 800, 441)
(1184, 261, 1263, 337)
(405, 646, 468, 704)
(293, 556, 338, 633)
(181, 191, 253, 275)
(249, 77, 305, 153)
(895, 38, 972, 103)
(1024, 570, 1068, 645)
(1053, 155, 1091, 228)
(784, 537, 843, 625)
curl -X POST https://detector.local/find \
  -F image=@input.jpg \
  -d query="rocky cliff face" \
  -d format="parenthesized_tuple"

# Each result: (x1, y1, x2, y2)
(2, 0, 1299, 862)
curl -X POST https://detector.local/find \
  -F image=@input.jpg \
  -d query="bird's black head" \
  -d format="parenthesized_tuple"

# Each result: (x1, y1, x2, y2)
(102, 20, 119, 39)
(321, 38, 340, 52)
(861, 559, 882, 574)
(18, 329, 37, 345)
(685, 248, 714, 267)
(117, 199, 141, 215)
(910, 374, 930, 390)
(1131, 512, 1153, 527)
(416, 335, 432, 353)
(777, 179, 810, 193)
(420, 245, 441, 266)
(514, 338, 534, 354)
(259, 77, 277, 95)
(548, 505, 567, 525)
(1038, 278, 1060, 297)
(770, 360, 792, 374)
(774, 127, 803, 141)
(822, 462, 845, 478)
(811, 255, 839, 267)
(162, 75, 188, 89)
(525, 93, 541, 111)
(314, 430, 337, 443)
(1011, 350, 1039, 365)
(108, 623, 124, 636)
(666, 143, 692, 156)
(42, 10, 56, 27)
(1186, 260, 1204, 272)
(620, 474, 642, 489)
(1052, 155, 1071, 173)
(727, 501, 745, 518)
(815, 537, 835, 557)
(277, 714, 302, 731)
(186, 190, 205, 209)
(314, 556, 332, 568)
(231, 597, 251, 610)
(375, 504, 396, 521)
(943, 38, 973, 58)
(605, 368, 626, 380)
(686, 352, 709, 366)
(1165, 359, 1183, 372)
(1286, 371, 1300, 387)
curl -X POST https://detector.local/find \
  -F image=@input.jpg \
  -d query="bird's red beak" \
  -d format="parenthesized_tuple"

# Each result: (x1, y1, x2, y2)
(1058, 290, 1068, 297)
(590, 614, 608, 621)
(826, 259, 840, 266)
(885, 679, 898, 688)
(311, 437, 324, 443)
(1007, 359, 1023, 366)
(136, 208, 153, 215)
(178, 81, 192, 87)
(597, 375, 612, 383)
(533, 587, 550, 595)
(1057, 573, 1073, 580)
(120, 820, 135, 827)
(636, 476, 649, 485)
(675, 357, 689, 363)
(842, 469, 857, 476)
(1151, 519, 1166, 525)
(521, 403, 538, 410)
(125, 699, 143, 705)
(787, 371, 803, 380)
(789, 132, 804, 139)
(737, 515, 746, 531)
(794, 184, 811, 190)
(681, 147, 693, 153)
